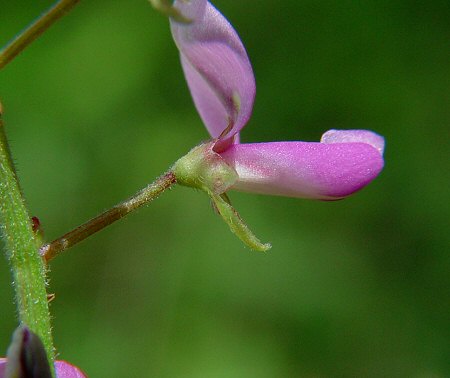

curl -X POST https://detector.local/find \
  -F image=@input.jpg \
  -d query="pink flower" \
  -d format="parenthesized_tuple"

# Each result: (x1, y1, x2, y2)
(170, 0, 384, 201)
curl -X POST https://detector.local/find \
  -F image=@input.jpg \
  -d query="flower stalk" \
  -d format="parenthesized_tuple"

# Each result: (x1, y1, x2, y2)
(0, 107, 55, 376)
(41, 171, 177, 262)
(0, 0, 81, 70)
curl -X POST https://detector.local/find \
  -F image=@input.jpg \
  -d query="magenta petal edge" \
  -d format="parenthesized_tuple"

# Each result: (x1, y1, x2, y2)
(220, 136, 384, 199)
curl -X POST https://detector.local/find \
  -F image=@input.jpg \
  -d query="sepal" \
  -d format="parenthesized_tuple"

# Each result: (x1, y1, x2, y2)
(209, 192, 271, 252)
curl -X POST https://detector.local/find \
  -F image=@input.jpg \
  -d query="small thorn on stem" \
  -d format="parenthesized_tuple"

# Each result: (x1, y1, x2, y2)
(31, 216, 41, 233)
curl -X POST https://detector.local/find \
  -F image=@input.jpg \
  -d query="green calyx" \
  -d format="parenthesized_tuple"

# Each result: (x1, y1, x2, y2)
(173, 142, 271, 252)
(173, 142, 238, 195)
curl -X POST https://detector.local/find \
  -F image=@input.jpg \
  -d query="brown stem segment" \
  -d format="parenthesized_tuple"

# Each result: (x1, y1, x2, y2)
(0, 0, 81, 70)
(41, 171, 177, 262)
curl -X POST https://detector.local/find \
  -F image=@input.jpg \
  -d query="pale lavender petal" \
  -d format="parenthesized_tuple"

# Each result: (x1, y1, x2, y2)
(220, 139, 384, 199)
(170, 0, 256, 145)
(0, 358, 5, 377)
(321, 129, 385, 155)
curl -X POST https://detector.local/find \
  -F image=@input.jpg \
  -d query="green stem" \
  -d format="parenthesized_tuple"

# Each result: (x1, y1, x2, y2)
(148, 0, 192, 23)
(0, 109, 55, 376)
(0, 0, 81, 70)
(41, 172, 177, 262)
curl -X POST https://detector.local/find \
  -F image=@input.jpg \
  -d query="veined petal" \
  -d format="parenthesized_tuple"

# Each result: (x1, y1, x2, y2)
(220, 132, 384, 199)
(170, 0, 255, 146)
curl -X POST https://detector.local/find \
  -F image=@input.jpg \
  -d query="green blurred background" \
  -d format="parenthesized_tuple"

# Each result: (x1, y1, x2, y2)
(1, 1, 449, 377)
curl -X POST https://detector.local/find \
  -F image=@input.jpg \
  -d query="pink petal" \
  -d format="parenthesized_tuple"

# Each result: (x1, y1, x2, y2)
(0, 359, 5, 376)
(55, 361, 87, 378)
(220, 135, 384, 199)
(170, 0, 255, 146)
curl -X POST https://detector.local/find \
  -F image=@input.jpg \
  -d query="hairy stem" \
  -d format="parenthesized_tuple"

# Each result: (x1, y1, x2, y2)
(0, 0, 81, 70)
(0, 107, 55, 376)
(41, 172, 177, 262)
